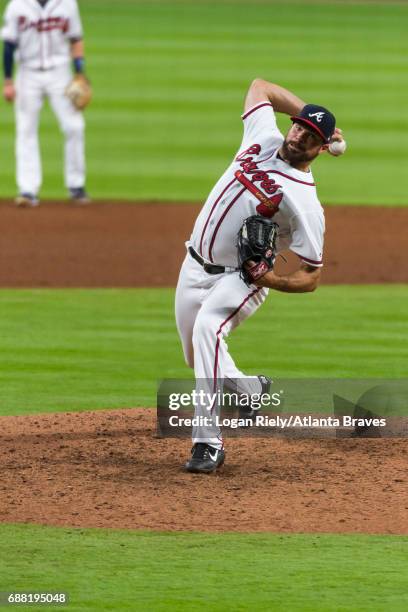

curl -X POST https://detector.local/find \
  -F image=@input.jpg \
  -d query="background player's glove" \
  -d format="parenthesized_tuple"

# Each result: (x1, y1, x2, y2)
(237, 215, 278, 286)
(65, 74, 92, 110)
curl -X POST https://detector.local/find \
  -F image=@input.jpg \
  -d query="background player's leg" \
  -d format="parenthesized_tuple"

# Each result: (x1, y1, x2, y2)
(15, 69, 43, 196)
(191, 273, 268, 448)
(47, 66, 85, 190)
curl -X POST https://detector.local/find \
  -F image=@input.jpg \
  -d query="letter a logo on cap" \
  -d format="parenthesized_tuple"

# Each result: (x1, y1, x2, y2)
(290, 104, 336, 142)
(308, 112, 325, 123)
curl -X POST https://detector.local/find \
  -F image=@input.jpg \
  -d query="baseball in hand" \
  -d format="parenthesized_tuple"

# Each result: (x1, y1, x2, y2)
(328, 139, 347, 156)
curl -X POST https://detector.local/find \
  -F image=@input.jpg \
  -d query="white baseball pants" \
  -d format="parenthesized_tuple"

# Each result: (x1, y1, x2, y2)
(175, 250, 268, 449)
(15, 64, 85, 195)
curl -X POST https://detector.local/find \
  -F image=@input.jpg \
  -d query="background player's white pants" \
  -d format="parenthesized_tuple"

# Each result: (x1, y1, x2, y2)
(15, 64, 85, 195)
(175, 252, 268, 449)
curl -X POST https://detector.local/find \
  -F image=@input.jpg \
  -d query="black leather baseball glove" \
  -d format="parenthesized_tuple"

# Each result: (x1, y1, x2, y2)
(237, 215, 278, 286)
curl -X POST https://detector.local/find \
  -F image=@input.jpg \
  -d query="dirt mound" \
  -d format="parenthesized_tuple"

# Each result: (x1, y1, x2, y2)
(0, 200, 407, 287)
(1, 408, 406, 534)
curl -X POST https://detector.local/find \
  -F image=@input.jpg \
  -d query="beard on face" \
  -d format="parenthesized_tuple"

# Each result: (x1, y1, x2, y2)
(280, 138, 319, 165)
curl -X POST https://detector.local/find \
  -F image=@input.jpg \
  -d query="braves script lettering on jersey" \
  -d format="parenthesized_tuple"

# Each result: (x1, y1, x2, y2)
(190, 103, 324, 268)
(176, 99, 326, 461)
(2, 0, 86, 202)
(18, 16, 69, 34)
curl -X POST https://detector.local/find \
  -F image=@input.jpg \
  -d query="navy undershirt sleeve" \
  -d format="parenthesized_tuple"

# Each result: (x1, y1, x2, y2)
(3, 40, 17, 79)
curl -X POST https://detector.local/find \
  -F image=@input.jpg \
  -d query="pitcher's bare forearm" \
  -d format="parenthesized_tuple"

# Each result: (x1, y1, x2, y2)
(244, 78, 305, 116)
(255, 263, 321, 293)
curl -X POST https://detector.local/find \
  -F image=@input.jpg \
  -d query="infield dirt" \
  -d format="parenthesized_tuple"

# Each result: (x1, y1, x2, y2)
(0, 200, 407, 286)
(1, 201, 407, 534)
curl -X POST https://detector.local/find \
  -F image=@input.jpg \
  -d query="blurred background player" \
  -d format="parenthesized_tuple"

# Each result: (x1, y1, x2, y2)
(2, 0, 90, 207)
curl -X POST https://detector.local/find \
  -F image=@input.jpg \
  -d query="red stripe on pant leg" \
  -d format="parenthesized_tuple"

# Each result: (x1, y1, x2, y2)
(212, 336, 222, 397)
(212, 288, 261, 395)
(217, 432, 224, 449)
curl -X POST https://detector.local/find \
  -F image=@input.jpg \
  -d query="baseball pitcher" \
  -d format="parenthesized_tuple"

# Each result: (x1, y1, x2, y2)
(2, 0, 91, 206)
(175, 78, 345, 473)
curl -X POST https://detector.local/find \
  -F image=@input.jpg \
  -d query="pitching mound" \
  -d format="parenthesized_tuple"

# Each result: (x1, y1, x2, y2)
(0, 408, 406, 534)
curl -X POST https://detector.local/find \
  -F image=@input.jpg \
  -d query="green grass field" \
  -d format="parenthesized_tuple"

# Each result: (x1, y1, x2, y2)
(0, 286, 406, 415)
(0, 0, 407, 204)
(1, 524, 407, 612)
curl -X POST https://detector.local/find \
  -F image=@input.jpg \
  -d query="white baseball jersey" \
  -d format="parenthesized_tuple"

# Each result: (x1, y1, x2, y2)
(189, 102, 325, 268)
(1, 0, 83, 70)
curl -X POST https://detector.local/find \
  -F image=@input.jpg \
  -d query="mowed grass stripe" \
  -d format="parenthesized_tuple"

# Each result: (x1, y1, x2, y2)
(0, 286, 406, 415)
(0, 0, 406, 204)
(0, 524, 407, 612)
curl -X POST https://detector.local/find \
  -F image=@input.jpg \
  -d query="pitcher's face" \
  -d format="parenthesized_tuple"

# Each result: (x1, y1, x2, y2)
(281, 122, 325, 164)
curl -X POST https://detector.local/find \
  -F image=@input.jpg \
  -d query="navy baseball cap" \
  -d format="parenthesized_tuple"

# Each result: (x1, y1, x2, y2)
(290, 104, 336, 143)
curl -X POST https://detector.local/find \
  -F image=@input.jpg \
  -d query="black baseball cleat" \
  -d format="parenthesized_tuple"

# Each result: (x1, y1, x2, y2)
(239, 374, 272, 420)
(185, 443, 225, 474)
(69, 187, 91, 204)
